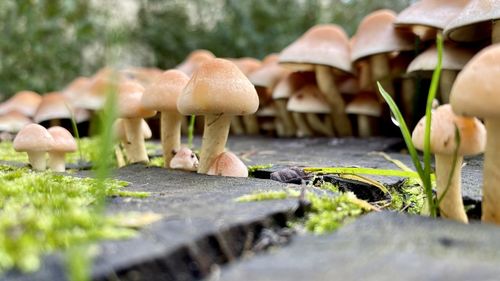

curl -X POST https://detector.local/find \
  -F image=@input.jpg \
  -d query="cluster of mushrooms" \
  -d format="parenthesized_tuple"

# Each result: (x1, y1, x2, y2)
(0, 0, 499, 222)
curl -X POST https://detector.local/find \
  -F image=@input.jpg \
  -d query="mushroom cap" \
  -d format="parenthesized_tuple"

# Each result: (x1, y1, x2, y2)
(117, 81, 157, 119)
(351, 9, 414, 62)
(395, 0, 470, 40)
(47, 126, 77, 153)
(412, 104, 486, 156)
(176, 49, 216, 76)
(34, 92, 74, 123)
(287, 84, 331, 114)
(141, 69, 190, 112)
(0, 112, 33, 133)
(231, 57, 262, 76)
(450, 44, 500, 118)
(279, 24, 352, 73)
(121, 67, 163, 87)
(13, 123, 54, 152)
(444, 0, 500, 43)
(62, 76, 91, 102)
(407, 43, 476, 73)
(207, 151, 248, 177)
(177, 58, 259, 116)
(0, 91, 42, 117)
(249, 59, 288, 89)
(345, 92, 382, 117)
(272, 72, 316, 100)
(75, 68, 123, 110)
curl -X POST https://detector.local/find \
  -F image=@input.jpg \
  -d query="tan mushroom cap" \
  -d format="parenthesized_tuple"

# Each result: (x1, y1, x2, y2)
(207, 151, 248, 177)
(272, 72, 315, 100)
(279, 24, 352, 73)
(177, 49, 216, 76)
(47, 126, 77, 153)
(117, 81, 157, 119)
(178, 58, 259, 116)
(444, 0, 500, 42)
(75, 68, 124, 110)
(395, 0, 470, 40)
(62, 76, 91, 102)
(141, 69, 190, 112)
(13, 123, 54, 152)
(249, 58, 289, 89)
(345, 92, 382, 117)
(407, 43, 476, 73)
(287, 84, 331, 114)
(351, 9, 414, 62)
(0, 112, 33, 133)
(34, 92, 74, 123)
(0, 91, 42, 117)
(450, 44, 500, 118)
(231, 57, 262, 76)
(412, 104, 485, 156)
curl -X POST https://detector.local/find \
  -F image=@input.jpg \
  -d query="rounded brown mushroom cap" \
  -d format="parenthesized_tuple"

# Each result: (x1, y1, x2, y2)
(345, 92, 382, 117)
(450, 44, 500, 118)
(141, 69, 190, 112)
(412, 104, 486, 156)
(0, 91, 42, 117)
(207, 151, 248, 177)
(279, 24, 352, 73)
(177, 58, 259, 116)
(117, 81, 157, 119)
(13, 123, 54, 152)
(395, 0, 470, 40)
(0, 112, 33, 133)
(444, 0, 500, 43)
(407, 43, 476, 73)
(176, 49, 216, 76)
(34, 92, 74, 123)
(287, 84, 331, 114)
(47, 126, 77, 153)
(351, 9, 414, 62)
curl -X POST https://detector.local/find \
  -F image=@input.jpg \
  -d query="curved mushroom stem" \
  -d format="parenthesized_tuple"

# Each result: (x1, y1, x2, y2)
(48, 151, 66, 172)
(242, 115, 259, 134)
(291, 112, 313, 137)
(27, 151, 46, 171)
(357, 115, 375, 138)
(230, 117, 245, 135)
(305, 113, 334, 136)
(123, 117, 149, 164)
(482, 118, 500, 224)
(370, 54, 395, 99)
(439, 70, 457, 104)
(161, 111, 182, 168)
(401, 77, 415, 123)
(493, 20, 500, 44)
(315, 65, 352, 137)
(435, 154, 467, 223)
(358, 60, 373, 91)
(198, 114, 232, 174)
(275, 99, 296, 137)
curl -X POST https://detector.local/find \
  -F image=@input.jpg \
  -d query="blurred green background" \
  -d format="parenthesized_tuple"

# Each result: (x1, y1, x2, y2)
(0, 0, 414, 98)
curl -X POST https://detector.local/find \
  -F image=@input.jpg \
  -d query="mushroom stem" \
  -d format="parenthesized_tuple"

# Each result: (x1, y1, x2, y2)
(50, 119, 61, 127)
(482, 118, 500, 224)
(315, 65, 352, 137)
(370, 54, 395, 98)
(181, 116, 189, 135)
(359, 61, 373, 91)
(493, 19, 500, 44)
(115, 145, 126, 167)
(439, 70, 457, 104)
(198, 114, 232, 174)
(242, 114, 259, 134)
(305, 113, 334, 136)
(123, 117, 149, 163)
(161, 111, 182, 168)
(230, 117, 245, 135)
(401, 77, 415, 123)
(435, 154, 467, 223)
(27, 151, 47, 171)
(291, 112, 313, 137)
(357, 115, 375, 138)
(48, 151, 66, 172)
(275, 99, 296, 137)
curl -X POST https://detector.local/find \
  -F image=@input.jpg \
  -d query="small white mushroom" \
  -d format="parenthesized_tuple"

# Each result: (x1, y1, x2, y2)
(13, 124, 54, 171)
(47, 126, 77, 172)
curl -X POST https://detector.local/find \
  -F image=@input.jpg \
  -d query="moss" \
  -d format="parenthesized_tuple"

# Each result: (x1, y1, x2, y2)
(148, 157, 165, 167)
(0, 164, 149, 273)
(236, 190, 299, 202)
(387, 178, 425, 214)
(247, 164, 273, 176)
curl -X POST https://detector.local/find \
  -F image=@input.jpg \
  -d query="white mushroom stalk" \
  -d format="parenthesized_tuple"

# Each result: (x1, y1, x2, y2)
(200, 114, 233, 172)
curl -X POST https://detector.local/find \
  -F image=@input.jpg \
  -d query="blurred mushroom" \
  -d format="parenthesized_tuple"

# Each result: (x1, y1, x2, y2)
(13, 123, 54, 171)
(207, 151, 248, 177)
(345, 92, 382, 137)
(0, 91, 42, 117)
(34, 92, 89, 126)
(412, 104, 485, 223)
(177, 58, 258, 174)
(279, 24, 353, 136)
(0, 111, 33, 134)
(176, 49, 216, 76)
(141, 70, 189, 167)
(47, 126, 77, 172)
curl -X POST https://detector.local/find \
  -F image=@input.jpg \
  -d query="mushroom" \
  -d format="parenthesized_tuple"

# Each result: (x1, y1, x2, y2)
(0, 91, 42, 117)
(117, 81, 157, 164)
(450, 44, 500, 224)
(279, 24, 353, 136)
(13, 124, 54, 171)
(177, 58, 259, 174)
(412, 104, 485, 223)
(207, 151, 248, 177)
(113, 118, 152, 165)
(169, 147, 199, 172)
(47, 126, 77, 172)
(34, 92, 89, 126)
(444, 0, 500, 44)
(0, 111, 33, 134)
(141, 70, 189, 168)
(176, 49, 216, 76)
(345, 92, 382, 137)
